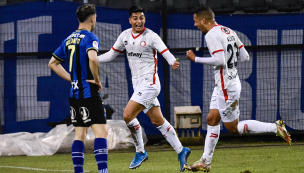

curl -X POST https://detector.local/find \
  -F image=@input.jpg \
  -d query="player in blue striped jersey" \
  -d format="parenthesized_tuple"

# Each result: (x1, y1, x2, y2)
(48, 4, 108, 173)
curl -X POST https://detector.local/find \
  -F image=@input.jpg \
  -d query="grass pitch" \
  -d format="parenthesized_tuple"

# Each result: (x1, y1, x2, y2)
(0, 143, 303, 173)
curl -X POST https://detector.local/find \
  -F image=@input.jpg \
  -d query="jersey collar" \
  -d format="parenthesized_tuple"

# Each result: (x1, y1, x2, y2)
(131, 27, 146, 39)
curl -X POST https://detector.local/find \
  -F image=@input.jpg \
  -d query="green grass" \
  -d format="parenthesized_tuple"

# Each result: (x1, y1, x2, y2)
(0, 144, 303, 173)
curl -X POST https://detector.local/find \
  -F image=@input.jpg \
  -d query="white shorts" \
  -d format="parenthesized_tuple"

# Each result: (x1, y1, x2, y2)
(130, 79, 160, 113)
(210, 82, 241, 122)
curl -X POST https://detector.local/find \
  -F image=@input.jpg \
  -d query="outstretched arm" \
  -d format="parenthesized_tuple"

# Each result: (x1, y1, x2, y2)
(98, 48, 121, 63)
(186, 50, 225, 66)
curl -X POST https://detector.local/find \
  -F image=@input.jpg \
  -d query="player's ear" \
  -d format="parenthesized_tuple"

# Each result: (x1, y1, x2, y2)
(129, 17, 132, 25)
(91, 15, 95, 23)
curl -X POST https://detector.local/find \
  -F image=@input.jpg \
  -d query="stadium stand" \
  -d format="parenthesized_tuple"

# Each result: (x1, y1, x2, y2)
(206, 0, 235, 14)
(273, 0, 303, 12)
(140, 0, 162, 12)
(238, 0, 269, 13)
(105, 0, 132, 10)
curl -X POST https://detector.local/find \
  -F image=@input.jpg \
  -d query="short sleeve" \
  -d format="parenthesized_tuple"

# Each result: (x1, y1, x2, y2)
(53, 40, 66, 62)
(205, 33, 224, 55)
(112, 31, 126, 53)
(151, 33, 168, 54)
(86, 35, 99, 53)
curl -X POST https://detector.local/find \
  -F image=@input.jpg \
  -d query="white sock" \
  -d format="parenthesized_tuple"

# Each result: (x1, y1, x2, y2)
(237, 120, 277, 135)
(157, 119, 183, 154)
(127, 118, 145, 153)
(202, 124, 220, 164)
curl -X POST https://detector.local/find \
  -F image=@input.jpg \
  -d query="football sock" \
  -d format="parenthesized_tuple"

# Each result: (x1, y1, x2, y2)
(202, 124, 220, 164)
(94, 138, 108, 173)
(157, 119, 183, 154)
(127, 118, 145, 153)
(237, 120, 277, 135)
(71, 140, 85, 173)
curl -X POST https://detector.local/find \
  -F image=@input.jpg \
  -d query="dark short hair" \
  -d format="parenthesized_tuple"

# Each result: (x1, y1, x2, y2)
(129, 6, 145, 17)
(194, 5, 214, 21)
(76, 4, 96, 23)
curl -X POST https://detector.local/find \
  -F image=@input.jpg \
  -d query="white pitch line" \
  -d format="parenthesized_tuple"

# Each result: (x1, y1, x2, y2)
(0, 166, 90, 172)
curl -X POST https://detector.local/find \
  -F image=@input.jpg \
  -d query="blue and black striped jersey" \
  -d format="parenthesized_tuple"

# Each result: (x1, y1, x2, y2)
(53, 29, 100, 99)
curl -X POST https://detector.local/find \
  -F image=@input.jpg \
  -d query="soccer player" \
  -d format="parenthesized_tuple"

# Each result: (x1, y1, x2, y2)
(184, 5, 291, 172)
(98, 5, 191, 172)
(48, 4, 108, 173)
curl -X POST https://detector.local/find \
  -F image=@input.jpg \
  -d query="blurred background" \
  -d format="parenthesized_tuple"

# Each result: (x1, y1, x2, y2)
(0, 0, 303, 142)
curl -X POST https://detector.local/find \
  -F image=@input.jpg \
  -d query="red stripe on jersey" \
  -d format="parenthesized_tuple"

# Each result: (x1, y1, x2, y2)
(220, 66, 228, 102)
(131, 27, 146, 39)
(112, 47, 123, 53)
(239, 45, 244, 49)
(151, 49, 157, 86)
(212, 49, 224, 55)
(160, 48, 169, 55)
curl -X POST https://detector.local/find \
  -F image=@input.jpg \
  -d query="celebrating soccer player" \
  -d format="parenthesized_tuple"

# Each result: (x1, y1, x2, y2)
(48, 4, 108, 173)
(184, 5, 291, 172)
(98, 5, 191, 172)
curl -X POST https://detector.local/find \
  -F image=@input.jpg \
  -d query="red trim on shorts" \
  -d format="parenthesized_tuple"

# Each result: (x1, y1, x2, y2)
(160, 48, 169, 55)
(112, 47, 123, 53)
(212, 49, 224, 55)
(151, 49, 157, 86)
(131, 27, 146, 39)
(239, 45, 244, 49)
(220, 66, 228, 102)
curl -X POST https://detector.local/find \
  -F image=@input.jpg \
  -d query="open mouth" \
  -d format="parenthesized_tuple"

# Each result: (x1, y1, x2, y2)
(136, 25, 142, 29)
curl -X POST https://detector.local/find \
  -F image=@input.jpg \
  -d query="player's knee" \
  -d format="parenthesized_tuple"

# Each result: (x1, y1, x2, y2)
(75, 132, 87, 142)
(94, 131, 108, 139)
(206, 116, 218, 126)
(151, 120, 162, 127)
(226, 126, 238, 134)
(123, 113, 132, 124)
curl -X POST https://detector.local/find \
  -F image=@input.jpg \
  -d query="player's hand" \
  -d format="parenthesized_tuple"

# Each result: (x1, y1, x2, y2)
(86, 80, 102, 93)
(186, 50, 196, 62)
(172, 60, 180, 70)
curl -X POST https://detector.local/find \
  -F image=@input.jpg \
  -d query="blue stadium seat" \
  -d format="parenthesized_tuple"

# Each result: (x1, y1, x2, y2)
(206, 0, 235, 14)
(272, 0, 302, 12)
(238, 0, 268, 13)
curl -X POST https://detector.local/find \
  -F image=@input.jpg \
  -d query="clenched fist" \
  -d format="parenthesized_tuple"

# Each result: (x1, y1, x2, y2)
(186, 50, 196, 62)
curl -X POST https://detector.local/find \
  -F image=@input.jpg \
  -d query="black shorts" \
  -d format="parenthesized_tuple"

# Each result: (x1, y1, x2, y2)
(69, 96, 106, 127)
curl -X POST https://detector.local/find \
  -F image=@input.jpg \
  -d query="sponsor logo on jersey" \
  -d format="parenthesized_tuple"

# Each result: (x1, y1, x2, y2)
(71, 80, 79, 89)
(227, 36, 235, 42)
(93, 41, 99, 49)
(127, 51, 142, 58)
(140, 41, 146, 47)
(124, 41, 128, 45)
(221, 27, 230, 34)
(138, 92, 142, 96)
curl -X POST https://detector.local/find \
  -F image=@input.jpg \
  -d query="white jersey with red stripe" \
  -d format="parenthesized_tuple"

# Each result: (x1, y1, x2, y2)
(112, 27, 168, 88)
(205, 24, 244, 91)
